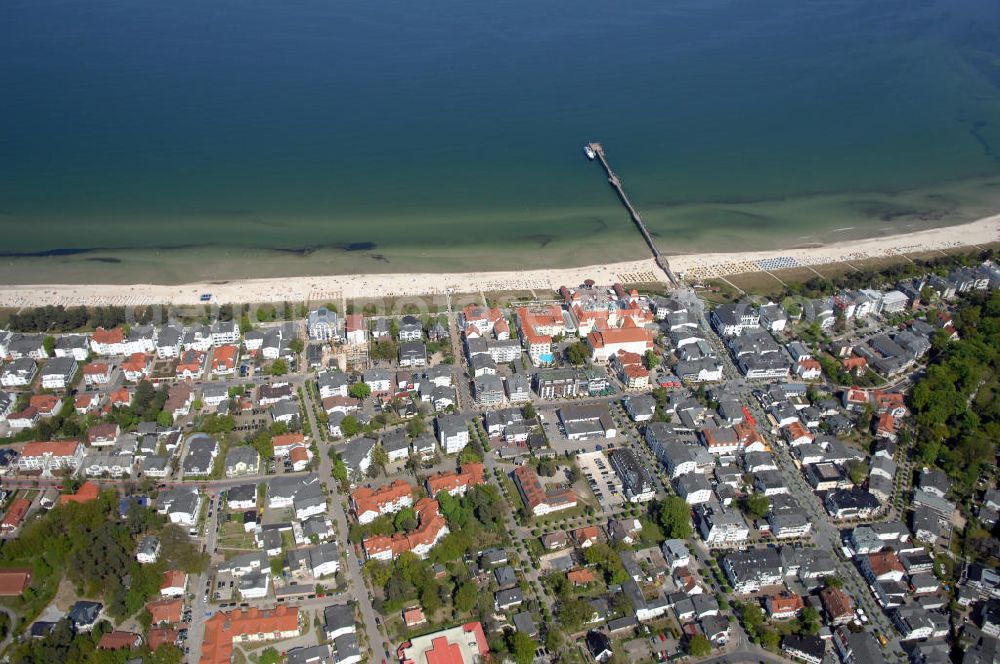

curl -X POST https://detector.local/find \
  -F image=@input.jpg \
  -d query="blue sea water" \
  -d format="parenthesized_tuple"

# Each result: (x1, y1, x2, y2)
(2, 0, 1000, 278)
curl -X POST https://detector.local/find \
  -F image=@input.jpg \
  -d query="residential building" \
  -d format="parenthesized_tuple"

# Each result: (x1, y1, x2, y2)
(308, 307, 340, 341)
(436, 415, 469, 454)
(513, 465, 577, 516)
(200, 606, 300, 664)
(350, 480, 415, 524)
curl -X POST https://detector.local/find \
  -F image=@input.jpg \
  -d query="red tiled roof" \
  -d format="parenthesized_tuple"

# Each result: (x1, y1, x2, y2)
(345, 313, 364, 332)
(92, 327, 124, 344)
(867, 551, 904, 577)
(148, 627, 179, 650)
(767, 592, 803, 616)
(83, 362, 111, 375)
(820, 585, 852, 618)
(98, 631, 141, 650)
(351, 480, 414, 518)
(426, 464, 485, 496)
(403, 608, 426, 626)
(567, 568, 596, 585)
(513, 465, 575, 513)
(363, 498, 447, 558)
(272, 433, 306, 448)
(785, 421, 813, 442)
(212, 345, 238, 370)
(876, 413, 896, 434)
(161, 570, 187, 591)
(29, 394, 60, 414)
(87, 422, 119, 442)
(122, 353, 149, 373)
(146, 598, 183, 624)
(21, 440, 81, 459)
(200, 606, 299, 664)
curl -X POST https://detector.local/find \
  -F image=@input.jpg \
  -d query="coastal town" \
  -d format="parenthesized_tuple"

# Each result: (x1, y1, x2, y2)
(0, 249, 998, 664)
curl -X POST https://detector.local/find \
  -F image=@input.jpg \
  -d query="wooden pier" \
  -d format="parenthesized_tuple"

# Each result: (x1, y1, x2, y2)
(588, 142, 678, 286)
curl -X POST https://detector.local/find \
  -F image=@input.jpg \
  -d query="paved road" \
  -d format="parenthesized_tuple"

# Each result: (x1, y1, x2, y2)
(186, 490, 222, 663)
(0, 605, 18, 654)
(303, 387, 393, 664)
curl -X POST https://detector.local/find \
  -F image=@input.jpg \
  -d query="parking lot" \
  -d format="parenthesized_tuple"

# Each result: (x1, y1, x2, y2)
(576, 451, 624, 509)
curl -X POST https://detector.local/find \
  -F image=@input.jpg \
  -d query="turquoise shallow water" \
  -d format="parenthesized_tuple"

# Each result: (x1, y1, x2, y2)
(2, 0, 1000, 281)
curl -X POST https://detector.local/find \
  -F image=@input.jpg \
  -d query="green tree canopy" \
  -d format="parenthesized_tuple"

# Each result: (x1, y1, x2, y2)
(658, 496, 692, 539)
(349, 382, 372, 400)
(686, 634, 712, 657)
(566, 342, 590, 366)
(742, 492, 770, 520)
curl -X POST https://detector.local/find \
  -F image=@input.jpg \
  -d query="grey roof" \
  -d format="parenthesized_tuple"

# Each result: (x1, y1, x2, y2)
(141, 455, 170, 473)
(182, 434, 218, 474)
(380, 430, 410, 455)
(7, 334, 45, 356)
(271, 400, 300, 420)
(158, 486, 200, 515)
(340, 437, 375, 472)
(269, 474, 322, 502)
(333, 633, 360, 664)
(157, 325, 182, 347)
(287, 645, 332, 664)
(324, 603, 355, 633)
(201, 383, 228, 400)
(318, 371, 349, 392)
(436, 414, 468, 437)
(4, 357, 36, 375)
(512, 611, 537, 637)
(302, 515, 334, 539)
(225, 446, 260, 470)
(55, 335, 88, 351)
(67, 600, 102, 626)
(227, 484, 257, 504)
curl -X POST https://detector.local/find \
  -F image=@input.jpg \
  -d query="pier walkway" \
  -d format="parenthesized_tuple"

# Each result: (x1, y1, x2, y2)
(588, 142, 678, 286)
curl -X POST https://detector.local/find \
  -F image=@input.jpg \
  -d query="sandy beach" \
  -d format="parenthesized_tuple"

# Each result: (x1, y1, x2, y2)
(0, 215, 997, 309)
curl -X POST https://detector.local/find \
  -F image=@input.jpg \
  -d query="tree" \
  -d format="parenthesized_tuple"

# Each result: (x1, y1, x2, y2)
(857, 404, 874, 432)
(331, 456, 349, 489)
(156, 411, 173, 428)
(556, 597, 593, 632)
(823, 576, 844, 589)
(522, 402, 536, 420)
(799, 606, 820, 634)
(509, 631, 538, 664)
(743, 493, 770, 520)
(686, 634, 712, 657)
(658, 496, 692, 539)
(289, 338, 304, 354)
(407, 415, 426, 438)
(454, 581, 477, 613)
(372, 443, 389, 472)
(349, 382, 372, 400)
(394, 508, 418, 532)
(566, 342, 590, 366)
(760, 629, 780, 650)
(270, 359, 288, 376)
(259, 648, 281, 664)
(845, 459, 868, 486)
(644, 349, 660, 370)
(43, 335, 56, 357)
(739, 601, 766, 635)
(340, 416, 361, 438)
